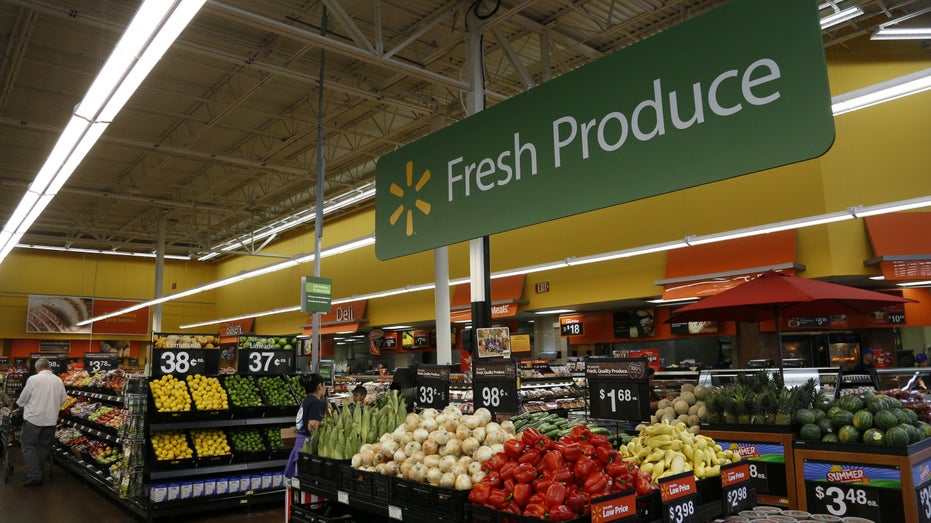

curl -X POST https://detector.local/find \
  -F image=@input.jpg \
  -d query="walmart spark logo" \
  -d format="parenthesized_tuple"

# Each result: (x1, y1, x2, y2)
(388, 161, 431, 236)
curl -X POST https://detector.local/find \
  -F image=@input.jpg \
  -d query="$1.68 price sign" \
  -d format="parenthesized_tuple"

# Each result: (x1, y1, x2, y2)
(806, 483, 881, 522)
(416, 365, 450, 410)
(659, 472, 698, 523)
(472, 360, 518, 415)
(586, 358, 651, 421)
(720, 461, 754, 515)
(238, 348, 294, 375)
(153, 348, 218, 377)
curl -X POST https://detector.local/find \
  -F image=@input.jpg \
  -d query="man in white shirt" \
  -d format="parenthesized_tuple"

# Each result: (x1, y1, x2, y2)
(16, 358, 67, 487)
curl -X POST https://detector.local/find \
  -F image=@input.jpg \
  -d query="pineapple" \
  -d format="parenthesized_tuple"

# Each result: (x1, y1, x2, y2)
(721, 389, 738, 424)
(751, 394, 767, 424)
(774, 390, 793, 425)
(704, 389, 723, 424)
(732, 385, 752, 424)
(761, 388, 779, 425)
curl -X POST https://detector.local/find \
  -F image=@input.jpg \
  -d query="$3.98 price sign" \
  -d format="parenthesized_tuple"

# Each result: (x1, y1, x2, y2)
(807, 483, 880, 522)
(659, 472, 699, 523)
(472, 360, 518, 415)
(153, 348, 218, 377)
(238, 348, 294, 375)
(415, 365, 450, 410)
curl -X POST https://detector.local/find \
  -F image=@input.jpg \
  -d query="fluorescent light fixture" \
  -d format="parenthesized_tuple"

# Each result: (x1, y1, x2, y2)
(382, 325, 413, 330)
(646, 297, 700, 304)
(16, 244, 190, 260)
(832, 67, 931, 116)
(872, 27, 931, 40)
(686, 210, 854, 246)
(534, 309, 575, 315)
(492, 260, 570, 278)
(898, 280, 931, 287)
(179, 305, 301, 329)
(852, 195, 931, 218)
(820, 6, 863, 29)
(568, 240, 689, 266)
(0, 0, 205, 268)
(869, 275, 886, 281)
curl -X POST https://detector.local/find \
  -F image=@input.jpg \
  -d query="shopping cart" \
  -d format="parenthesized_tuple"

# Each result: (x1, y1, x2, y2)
(1, 406, 23, 483)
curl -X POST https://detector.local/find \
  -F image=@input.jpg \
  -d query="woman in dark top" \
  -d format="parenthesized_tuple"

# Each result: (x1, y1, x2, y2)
(284, 373, 327, 477)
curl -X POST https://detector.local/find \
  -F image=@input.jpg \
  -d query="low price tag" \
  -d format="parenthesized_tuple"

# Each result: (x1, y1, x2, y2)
(415, 365, 450, 410)
(806, 482, 881, 521)
(586, 358, 651, 421)
(721, 461, 754, 515)
(917, 481, 931, 523)
(30, 353, 66, 375)
(237, 348, 294, 375)
(472, 359, 519, 415)
(590, 490, 637, 523)
(84, 352, 119, 373)
(152, 349, 219, 377)
(659, 472, 698, 523)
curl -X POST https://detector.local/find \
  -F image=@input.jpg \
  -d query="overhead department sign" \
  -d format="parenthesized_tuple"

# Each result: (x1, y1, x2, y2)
(375, 0, 834, 260)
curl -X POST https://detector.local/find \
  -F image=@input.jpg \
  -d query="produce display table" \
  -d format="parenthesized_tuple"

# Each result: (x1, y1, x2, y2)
(793, 438, 931, 523)
(701, 425, 798, 509)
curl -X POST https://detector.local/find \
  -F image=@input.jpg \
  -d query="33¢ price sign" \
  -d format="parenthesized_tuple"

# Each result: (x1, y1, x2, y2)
(237, 348, 294, 375)
(416, 365, 450, 409)
(472, 359, 518, 415)
(152, 348, 219, 377)
(586, 358, 651, 421)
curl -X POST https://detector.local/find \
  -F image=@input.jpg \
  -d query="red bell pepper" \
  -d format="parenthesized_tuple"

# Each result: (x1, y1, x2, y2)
(635, 471, 653, 496)
(528, 493, 546, 506)
(570, 424, 592, 440)
(514, 462, 538, 484)
(542, 449, 563, 471)
(549, 504, 577, 522)
(499, 461, 517, 481)
(605, 461, 628, 479)
(513, 482, 532, 508)
(573, 456, 598, 481)
(579, 441, 595, 457)
(544, 482, 569, 508)
(482, 452, 507, 473)
(504, 438, 525, 460)
(488, 488, 509, 510)
(468, 482, 491, 505)
(484, 471, 503, 488)
(583, 471, 610, 496)
(565, 489, 588, 515)
(518, 448, 542, 466)
(533, 476, 554, 494)
(553, 464, 574, 484)
(595, 445, 613, 465)
(590, 434, 611, 449)
(505, 500, 522, 515)
(557, 441, 583, 462)
(523, 503, 547, 518)
(522, 427, 543, 448)
(504, 478, 516, 492)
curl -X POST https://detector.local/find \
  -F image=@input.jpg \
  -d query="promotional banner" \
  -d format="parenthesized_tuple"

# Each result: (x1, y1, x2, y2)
(26, 295, 149, 335)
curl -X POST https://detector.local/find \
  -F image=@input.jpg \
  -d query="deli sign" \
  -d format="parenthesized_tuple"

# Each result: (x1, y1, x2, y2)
(375, 0, 833, 260)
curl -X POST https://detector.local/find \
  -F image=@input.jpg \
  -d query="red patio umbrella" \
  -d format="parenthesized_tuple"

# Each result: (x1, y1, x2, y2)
(667, 271, 917, 372)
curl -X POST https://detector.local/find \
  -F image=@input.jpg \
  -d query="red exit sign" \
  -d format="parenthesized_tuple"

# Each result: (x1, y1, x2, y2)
(535, 282, 550, 294)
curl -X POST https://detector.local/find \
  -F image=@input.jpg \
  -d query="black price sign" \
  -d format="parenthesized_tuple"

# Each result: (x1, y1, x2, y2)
(238, 348, 294, 375)
(152, 349, 219, 377)
(659, 472, 698, 523)
(472, 359, 518, 415)
(560, 321, 583, 336)
(748, 461, 772, 495)
(416, 365, 450, 409)
(586, 358, 650, 421)
(721, 461, 754, 515)
(805, 482, 882, 522)
(84, 353, 119, 374)
(918, 480, 931, 523)
(30, 353, 66, 375)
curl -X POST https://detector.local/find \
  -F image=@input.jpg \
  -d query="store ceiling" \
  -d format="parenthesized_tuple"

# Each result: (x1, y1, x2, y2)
(0, 0, 927, 260)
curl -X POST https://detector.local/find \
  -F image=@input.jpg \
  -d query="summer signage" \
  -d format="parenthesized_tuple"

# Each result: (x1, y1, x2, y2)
(374, 0, 832, 260)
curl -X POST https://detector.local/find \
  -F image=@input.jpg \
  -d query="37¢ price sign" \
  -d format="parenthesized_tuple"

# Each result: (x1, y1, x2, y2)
(720, 461, 754, 515)
(84, 353, 119, 373)
(472, 359, 518, 414)
(152, 349, 219, 377)
(659, 472, 698, 523)
(586, 358, 651, 421)
(238, 349, 294, 375)
(416, 365, 450, 410)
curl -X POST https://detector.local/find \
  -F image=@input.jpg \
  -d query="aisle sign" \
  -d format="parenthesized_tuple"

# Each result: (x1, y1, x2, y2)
(152, 348, 219, 377)
(317, 360, 335, 387)
(591, 490, 637, 523)
(586, 358, 650, 421)
(237, 348, 294, 375)
(914, 458, 931, 523)
(715, 441, 786, 497)
(720, 461, 754, 515)
(301, 276, 333, 313)
(803, 459, 902, 522)
(30, 353, 66, 375)
(472, 359, 519, 415)
(84, 352, 119, 373)
(415, 365, 450, 410)
(659, 472, 698, 523)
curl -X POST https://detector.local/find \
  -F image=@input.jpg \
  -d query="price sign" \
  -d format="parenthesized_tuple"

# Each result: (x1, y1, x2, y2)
(415, 365, 450, 410)
(803, 460, 900, 522)
(888, 311, 906, 324)
(152, 349, 219, 377)
(237, 348, 294, 375)
(30, 353, 66, 375)
(590, 490, 637, 523)
(586, 358, 651, 421)
(659, 472, 698, 523)
(84, 353, 119, 373)
(807, 484, 881, 521)
(748, 461, 772, 495)
(560, 322, 583, 336)
(917, 481, 931, 523)
(472, 359, 519, 415)
(721, 461, 754, 515)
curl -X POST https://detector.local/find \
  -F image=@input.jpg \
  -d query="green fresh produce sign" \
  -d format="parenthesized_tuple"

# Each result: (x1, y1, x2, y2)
(374, 0, 833, 260)
(301, 276, 332, 313)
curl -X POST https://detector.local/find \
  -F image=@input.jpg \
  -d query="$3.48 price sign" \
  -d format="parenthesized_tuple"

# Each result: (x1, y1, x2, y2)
(918, 482, 931, 523)
(807, 483, 880, 522)
(238, 349, 294, 375)
(153, 349, 218, 377)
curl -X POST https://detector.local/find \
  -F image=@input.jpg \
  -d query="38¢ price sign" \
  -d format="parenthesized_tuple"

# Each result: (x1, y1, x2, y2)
(659, 471, 698, 523)
(84, 352, 119, 373)
(238, 348, 294, 375)
(152, 349, 219, 377)
(416, 365, 450, 410)
(472, 359, 518, 415)
(586, 358, 651, 421)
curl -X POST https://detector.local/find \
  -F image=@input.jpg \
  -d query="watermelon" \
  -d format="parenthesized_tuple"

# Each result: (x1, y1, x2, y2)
(893, 409, 912, 425)
(874, 410, 898, 431)
(838, 425, 860, 443)
(852, 410, 873, 430)
(816, 396, 835, 412)
(822, 434, 840, 443)
(886, 426, 910, 446)
(818, 418, 835, 435)
(866, 396, 885, 413)
(862, 428, 884, 445)
(839, 395, 864, 412)
(916, 421, 931, 438)
(904, 409, 919, 424)
(800, 423, 822, 441)
(827, 406, 844, 419)
(831, 410, 854, 428)
(813, 409, 826, 422)
(902, 423, 923, 444)
(796, 409, 817, 425)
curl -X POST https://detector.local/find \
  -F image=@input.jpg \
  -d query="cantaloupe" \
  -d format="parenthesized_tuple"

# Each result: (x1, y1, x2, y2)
(677, 414, 690, 425)
(679, 391, 697, 406)
(657, 398, 671, 410)
(681, 383, 695, 393)
(688, 404, 700, 416)
(687, 415, 699, 426)
(693, 385, 708, 400)
(674, 400, 690, 415)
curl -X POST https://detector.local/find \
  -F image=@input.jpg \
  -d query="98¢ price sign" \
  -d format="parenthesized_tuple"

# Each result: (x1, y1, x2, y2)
(586, 358, 651, 421)
(416, 365, 450, 410)
(152, 348, 219, 377)
(472, 359, 518, 415)
(237, 348, 294, 375)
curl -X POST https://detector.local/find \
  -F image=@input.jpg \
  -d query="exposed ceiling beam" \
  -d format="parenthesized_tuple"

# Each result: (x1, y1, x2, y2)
(491, 26, 534, 89)
(322, 0, 377, 55)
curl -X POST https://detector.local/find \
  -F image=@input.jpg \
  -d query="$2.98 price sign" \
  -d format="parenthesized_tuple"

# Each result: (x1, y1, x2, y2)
(807, 483, 880, 522)
(238, 348, 294, 375)
(720, 461, 754, 515)
(153, 349, 218, 377)
(472, 360, 518, 415)
(415, 365, 450, 410)
(659, 472, 698, 523)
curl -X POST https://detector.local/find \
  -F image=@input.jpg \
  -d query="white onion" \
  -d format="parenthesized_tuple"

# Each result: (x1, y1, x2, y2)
(473, 408, 492, 425)
(384, 461, 399, 476)
(435, 414, 448, 425)
(485, 421, 501, 433)
(424, 454, 441, 469)
(443, 405, 462, 418)
(443, 419, 459, 432)
(404, 441, 422, 458)
(373, 452, 387, 465)
(490, 443, 504, 455)
(420, 417, 438, 432)
(460, 436, 480, 455)
(439, 454, 457, 472)
(409, 462, 428, 483)
(426, 466, 443, 486)
(392, 426, 407, 443)
(422, 408, 439, 419)
(454, 473, 473, 491)
(457, 456, 473, 468)
(400, 461, 414, 477)
(463, 415, 480, 430)
(401, 433, 414, 446)
(413, 428, 430, 443)
(440, 472, 456, 489)
(351, 454, 363, 468)
(432, 429, 451, 446)
(473, 446, 493, 463)
(393, 449, 407, 464)
(501, 420, 516, 434)
(405, 413, 422, 431)
(360, 449, 375, 467)
(382, 440, 399, 457)
(471, 470, 486, 484)
(472, 426, 486, 444)
(455, 424, 472, 441)
(380, 433, 393, 444)
(422, 439, 439, 455)
(375, 463, 388, 475)
(411, 450, 426, 463)
(365, 466, 376, 472)
(441, 438, 461, 457)
(468, 461, 483, 476)
(450, 464, 465, 477)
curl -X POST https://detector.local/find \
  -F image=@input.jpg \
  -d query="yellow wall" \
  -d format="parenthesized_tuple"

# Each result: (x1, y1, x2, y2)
(0, 36, 928, 337)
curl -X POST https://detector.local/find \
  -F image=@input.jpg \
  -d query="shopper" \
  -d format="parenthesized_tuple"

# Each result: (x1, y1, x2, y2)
(15, 358, 67, 487)
(854, 348, 876, 372)
(283, 373, 327, 478)
(915, 353, 930, 389)
(350, 385, 367, 409)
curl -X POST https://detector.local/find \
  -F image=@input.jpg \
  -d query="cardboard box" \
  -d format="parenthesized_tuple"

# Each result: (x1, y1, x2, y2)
(281, 427, 298, 448)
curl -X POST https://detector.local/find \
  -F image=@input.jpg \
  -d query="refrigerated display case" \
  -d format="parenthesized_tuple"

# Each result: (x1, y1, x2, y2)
(698, 367, 840, 394)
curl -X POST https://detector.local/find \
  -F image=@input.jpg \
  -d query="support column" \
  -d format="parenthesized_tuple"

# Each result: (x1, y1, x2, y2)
(310, 8, 328, 372)
(432, 111, 452, 366)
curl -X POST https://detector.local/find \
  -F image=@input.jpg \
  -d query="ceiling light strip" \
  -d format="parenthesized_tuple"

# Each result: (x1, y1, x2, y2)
(831, 67, 931, 116)
(820, 6, 864, 29)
